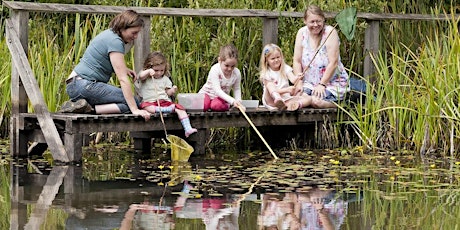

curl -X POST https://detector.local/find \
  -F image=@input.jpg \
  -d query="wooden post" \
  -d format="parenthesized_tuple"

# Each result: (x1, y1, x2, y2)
(9, 10, 29, 158)
(134, 16, 151, 73)
(6, 19, 70, 163)
(363, 20, 380, 83)
(262, 17, 278, 46)
(64, 132, 83, 162)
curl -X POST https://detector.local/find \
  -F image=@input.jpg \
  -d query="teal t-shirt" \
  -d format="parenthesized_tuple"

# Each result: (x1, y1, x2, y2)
(74, 29, 125, 83)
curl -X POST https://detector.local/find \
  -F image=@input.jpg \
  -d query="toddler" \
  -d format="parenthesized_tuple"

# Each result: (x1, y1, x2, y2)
(137, 51, 197, 137)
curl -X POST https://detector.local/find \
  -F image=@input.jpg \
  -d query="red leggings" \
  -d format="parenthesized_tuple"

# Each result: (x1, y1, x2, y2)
(203, 94, 230, 112)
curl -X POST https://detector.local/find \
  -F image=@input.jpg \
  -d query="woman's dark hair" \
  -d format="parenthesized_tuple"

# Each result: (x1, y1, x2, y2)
(109, 10, 144, 36)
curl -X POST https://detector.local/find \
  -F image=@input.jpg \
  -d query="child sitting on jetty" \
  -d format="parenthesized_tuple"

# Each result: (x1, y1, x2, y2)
(137, 51, 197, 137)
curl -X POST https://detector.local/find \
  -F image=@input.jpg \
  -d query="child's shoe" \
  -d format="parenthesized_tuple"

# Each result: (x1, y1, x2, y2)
(185, 128, 197, 138)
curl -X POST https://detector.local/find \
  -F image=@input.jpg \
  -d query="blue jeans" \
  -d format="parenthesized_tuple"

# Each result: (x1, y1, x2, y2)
(349, 77, 366, 93)
(66, 78, 139, 113)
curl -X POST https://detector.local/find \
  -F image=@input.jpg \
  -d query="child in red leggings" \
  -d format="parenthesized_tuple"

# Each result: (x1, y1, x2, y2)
(198, 44, 246, 112)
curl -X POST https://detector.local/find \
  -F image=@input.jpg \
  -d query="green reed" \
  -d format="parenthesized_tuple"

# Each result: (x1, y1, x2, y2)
(341, 8, 460, 155)
(0, 16, 11, 137)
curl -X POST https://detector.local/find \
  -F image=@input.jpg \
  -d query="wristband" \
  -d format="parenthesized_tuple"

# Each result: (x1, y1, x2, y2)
(319, 83, 326, 87)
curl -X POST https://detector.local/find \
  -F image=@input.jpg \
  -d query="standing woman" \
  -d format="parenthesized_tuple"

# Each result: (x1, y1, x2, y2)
(293, 5, 349, 108)
(59, 10, 151, 121)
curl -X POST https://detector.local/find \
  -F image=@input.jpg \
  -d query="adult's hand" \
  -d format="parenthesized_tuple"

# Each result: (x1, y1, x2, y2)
(312, 84, 326, 99)
(133, 109, 151, 121)
(127, 69, 137, 80)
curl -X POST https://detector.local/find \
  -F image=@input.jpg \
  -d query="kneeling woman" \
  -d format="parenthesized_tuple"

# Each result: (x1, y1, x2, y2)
(60, 10, 151, 121)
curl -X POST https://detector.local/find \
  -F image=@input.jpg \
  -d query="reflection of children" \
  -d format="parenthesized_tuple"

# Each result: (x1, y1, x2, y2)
(259, 43, 311, 111)
(120, 203, 175, 230)
(258, 193, 300, 230)
(198, 44, 245, 112)
(174, 181, 240, 230)
(137, 51, 197, 137)
(297, 188, 347, 230)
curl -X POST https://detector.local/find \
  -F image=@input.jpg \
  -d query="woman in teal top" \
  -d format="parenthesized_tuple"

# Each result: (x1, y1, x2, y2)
(60, 10, 151, 121)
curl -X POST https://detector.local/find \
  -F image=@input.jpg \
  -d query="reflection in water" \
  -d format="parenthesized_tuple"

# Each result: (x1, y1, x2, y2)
(258, 189, 350, 230)
(9, 162, 360, 230)
(24, 166, 68, 230)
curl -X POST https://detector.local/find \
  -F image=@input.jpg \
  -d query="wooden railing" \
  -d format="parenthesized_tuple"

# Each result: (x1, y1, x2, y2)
(4, 1, 458, 162)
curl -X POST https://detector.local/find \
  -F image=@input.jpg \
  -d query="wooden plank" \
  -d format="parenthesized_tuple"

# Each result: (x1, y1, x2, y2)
(2, 1, 278, 17)
(4, 1, 458, 21)
(6, 19, 70, 162)
(20, 109, 340, 133)
(278, 11, 459, 21)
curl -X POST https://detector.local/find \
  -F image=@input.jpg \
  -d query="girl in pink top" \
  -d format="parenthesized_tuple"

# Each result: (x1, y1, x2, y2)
(198, 44, 245, 112)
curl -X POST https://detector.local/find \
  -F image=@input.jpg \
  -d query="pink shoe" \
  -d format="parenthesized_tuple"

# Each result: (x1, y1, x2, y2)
(185, 128, 198, 138)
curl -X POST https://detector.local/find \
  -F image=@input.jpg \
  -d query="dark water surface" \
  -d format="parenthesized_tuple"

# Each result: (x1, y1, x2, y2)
(4, 143, 460, 229)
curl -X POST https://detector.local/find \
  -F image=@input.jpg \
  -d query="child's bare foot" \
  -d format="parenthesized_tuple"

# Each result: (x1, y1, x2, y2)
(274, 99, 287, 111)
(287, 101, 300, 111)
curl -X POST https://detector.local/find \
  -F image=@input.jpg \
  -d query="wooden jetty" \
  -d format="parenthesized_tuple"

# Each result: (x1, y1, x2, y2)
(5, 1, 456, 163)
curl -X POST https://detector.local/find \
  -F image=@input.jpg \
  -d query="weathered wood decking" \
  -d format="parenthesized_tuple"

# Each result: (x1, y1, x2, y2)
(19, 107, 340, 162)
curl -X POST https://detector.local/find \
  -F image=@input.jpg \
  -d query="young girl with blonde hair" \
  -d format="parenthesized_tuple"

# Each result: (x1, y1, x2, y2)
(259, 43, 311, 111)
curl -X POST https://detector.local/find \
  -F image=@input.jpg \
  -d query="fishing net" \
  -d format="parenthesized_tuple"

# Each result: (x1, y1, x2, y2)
(167, 135, 194, 162)
(335, 7, 357, 41)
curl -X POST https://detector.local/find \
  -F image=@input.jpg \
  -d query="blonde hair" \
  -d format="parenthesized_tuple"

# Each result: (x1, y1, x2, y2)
(219, 44, 239, 61)
(142, 51, 170, 77)
(259, 43, 288, 83)
(303, 5, 325, 20)
(109, 10, 144, 37)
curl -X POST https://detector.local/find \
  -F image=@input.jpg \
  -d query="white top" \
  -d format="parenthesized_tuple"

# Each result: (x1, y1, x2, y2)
(138, 76, 173, 102)
(198, 63, 242, 105)
(261, 64, 294, 109)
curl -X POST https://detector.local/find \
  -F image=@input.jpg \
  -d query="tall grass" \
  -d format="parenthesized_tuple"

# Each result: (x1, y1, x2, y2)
(0, 15, 11, 138)
(342, 9, 460, 155)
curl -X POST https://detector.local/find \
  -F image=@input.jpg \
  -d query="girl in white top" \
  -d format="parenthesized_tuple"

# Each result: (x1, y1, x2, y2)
(259, 43, 311, 111)
(198, 44, 245, 112)
(137, 51, 197, 137)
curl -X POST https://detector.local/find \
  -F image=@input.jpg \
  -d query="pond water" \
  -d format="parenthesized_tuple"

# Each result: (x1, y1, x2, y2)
(2, 143, 460, 229)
